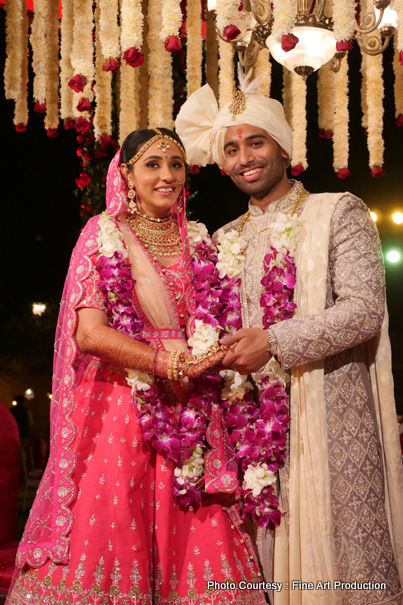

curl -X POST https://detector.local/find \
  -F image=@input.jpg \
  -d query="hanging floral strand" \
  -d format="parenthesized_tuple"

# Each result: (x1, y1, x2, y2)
(290, 71, 307, 175)
(186, 0, 203, 96)
(119, 64, 141, 144)
(317, 62, 334, 139)
(161, 0, 183, 51)
(60, 0, 74, 127)
(332, 57, 350, 178)
(99, 0, 121, 71)
(218, 38, 235, 108)
(360, 51, 368, 132)
(365, 52, 385, 177)
(393, 35, 403, 125)
(45, 0, 60, 136)
(271, 0, 298, 52)
(4, 0, 28, 130)
(94, 4, 112, 140)
(205, 6, 219, 99)
(30, 0, 48, 111)
(148, 0, 174, 128)
(70, 0, 94, 123)
(255, 48, 272, 97)
(395, 0, 403, 65)
(282, 67, 292, 126)
(216, 0, 242, 42)
(331, 0, 356, 51)
(121, 0, 145, 68)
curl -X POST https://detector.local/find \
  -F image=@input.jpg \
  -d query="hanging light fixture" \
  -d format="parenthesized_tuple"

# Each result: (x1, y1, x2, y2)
(208, 0, 399, 76)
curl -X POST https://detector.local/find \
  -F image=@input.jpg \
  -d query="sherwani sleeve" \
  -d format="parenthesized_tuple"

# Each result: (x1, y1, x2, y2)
(271, 194, 386, 370)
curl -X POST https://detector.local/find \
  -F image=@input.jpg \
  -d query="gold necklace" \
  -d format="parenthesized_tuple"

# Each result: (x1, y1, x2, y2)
(127, 213, 182, 257)
(238, 182, 309, 236)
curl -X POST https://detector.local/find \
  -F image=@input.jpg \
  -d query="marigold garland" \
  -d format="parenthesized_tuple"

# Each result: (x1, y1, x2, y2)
(186, 0, 203, 97)
(218, 38, 235, 108)
(99, 0, 121, 69)
(393, 35, 403, 122)
(45, 0, 60, 133)
(60, 0, 74, 122)
(333, 56, 350, 177)
(255, 48, 272, 97)
(147, 0, 174, 128)
(290, 72, 307, 174)
(94, 5, 112, 140)
(317, 62, 334, 138)
(332, 0, 356, 49)
(30, 0, 48, 105)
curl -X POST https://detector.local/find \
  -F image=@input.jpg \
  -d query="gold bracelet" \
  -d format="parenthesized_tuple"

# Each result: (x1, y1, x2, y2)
(167, 351, 179, 381)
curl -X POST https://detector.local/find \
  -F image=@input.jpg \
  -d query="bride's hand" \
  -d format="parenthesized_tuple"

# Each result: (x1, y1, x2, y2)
(185, 346, 226, 379)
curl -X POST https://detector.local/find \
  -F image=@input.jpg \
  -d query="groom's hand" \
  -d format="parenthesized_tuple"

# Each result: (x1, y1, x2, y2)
(220, 328, 272, 374)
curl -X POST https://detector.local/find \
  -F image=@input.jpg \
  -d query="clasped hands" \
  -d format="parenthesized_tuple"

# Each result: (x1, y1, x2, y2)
(184, 328, 272, 379)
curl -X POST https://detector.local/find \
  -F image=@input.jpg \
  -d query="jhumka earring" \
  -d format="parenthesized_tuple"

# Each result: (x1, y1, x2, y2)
(127, 183, 137, 216)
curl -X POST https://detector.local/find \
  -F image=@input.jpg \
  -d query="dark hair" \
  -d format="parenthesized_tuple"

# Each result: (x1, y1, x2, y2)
(120, 128, 185, 168)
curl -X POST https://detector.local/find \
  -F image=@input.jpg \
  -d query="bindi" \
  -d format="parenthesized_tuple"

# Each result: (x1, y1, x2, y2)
(237, 128, 243, 138)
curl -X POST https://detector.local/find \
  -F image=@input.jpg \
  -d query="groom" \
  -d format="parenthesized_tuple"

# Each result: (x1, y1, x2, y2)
(175, 79, 403, 604)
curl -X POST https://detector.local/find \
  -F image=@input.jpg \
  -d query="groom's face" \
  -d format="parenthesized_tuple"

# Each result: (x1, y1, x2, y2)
(222, 124, 288, 200)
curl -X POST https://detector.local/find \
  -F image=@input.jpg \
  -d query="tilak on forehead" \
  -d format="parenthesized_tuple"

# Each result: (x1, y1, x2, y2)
(175, 67, 293, 169)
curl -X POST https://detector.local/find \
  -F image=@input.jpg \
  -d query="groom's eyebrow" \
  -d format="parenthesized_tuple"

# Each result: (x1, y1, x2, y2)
(223, 134, 267, 150)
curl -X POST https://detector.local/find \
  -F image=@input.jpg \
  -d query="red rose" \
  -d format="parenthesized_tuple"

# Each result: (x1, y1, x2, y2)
(64, 118, 75, 130)
(101, 174, 107, 184)
(281, 33, 299, 52)
(102, 57, 121, 72)
(75, 117, 91, 133)
(15, 123, 27, 132)
(399, 50, 403, 65)
(99, 134, 112, 148)
(396, 115, 403, 127)
(164, 36, 182, 52)
(75, 172, 92, 188)
(95, 146, 108, 159)
(77, 98, 92, 112)
(34, 102, 46, 113)
(223, 25, 241, 42)
(337, 168, 351, 179)
(189, 165, 200, 174)
(336, 40, 353, 51)
(76, 148, 83, 157)
(318, 129, 333, 139)
(68, 74, 87, 93)
(291, 163, 304, 176)
(238, 2, 243, 9)
(46, 128, 58, 138)
(123, 47, 144, 67)
(371, 166, 385, 178)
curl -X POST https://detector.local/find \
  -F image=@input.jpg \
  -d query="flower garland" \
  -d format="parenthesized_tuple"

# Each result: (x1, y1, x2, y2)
(395, 0, 403, 65)
(147, 0, 175, 128)
(60, 0, 74, 124)
(30, 0, 48, 107)
(282, 67, 292, 126)
(70, 0, 94, 119)
(393, 36, 403, 125)
(99, 0, 121, 71)
(205, 5, 219, 98)
(161, 0, 183, 50)
(333, 56, 350, 178)
(255, 48, 272, 97)
(365, 51, 385, 176)
(331, 0, 355, 51)
(45, 0, 60, 135)
(94, 5, 112, 141)
(119, 62, 141, 144)
(186, 0, 203, 96)
(271, 0, 298, 52)
(317, 62, 334, 139)
(290, 71, 308, 176)
(4, 0, 28, 131)
(216, 0, 242, 41)
(218, 38, 235, 108)
(120, 0, 145, 67)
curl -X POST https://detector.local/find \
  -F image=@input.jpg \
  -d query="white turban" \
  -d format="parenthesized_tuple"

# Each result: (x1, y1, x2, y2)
(175, 79, 293, 169)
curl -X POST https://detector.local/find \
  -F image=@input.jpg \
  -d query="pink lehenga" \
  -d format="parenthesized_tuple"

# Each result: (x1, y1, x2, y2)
(6, 151, 266, 605)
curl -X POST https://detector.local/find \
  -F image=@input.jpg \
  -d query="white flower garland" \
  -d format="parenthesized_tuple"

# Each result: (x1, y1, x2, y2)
(317, 62, 334, 135)
(255, 48, 272, 97)
(216, 0, 241, 33)
(45, 0, 60, 132)
(99, 0, 121, 61)
(121, 0, 144, 53)
(118, 62, 141, 145)
(4, 0, 28, 128)
(218, 38, 235, 107)
(186, 0, 203, 97)
(215, 228, 248, 279)
(30, 0, 48, 105)
(271, 0, 297, 40)
(160, 0, 183, 41)
(283, 67, 292, 126)
(147, 0, 174, 128)
(94, 5, 112, 140)
(360, 51, 368, 131)
(365, 52, 385, 169)
(395, 0, 403, 57)
(60, 0, 74, 121)
(331, 0, 356, 43)
(71, 0, 95, 115)
(333, 56, 350, 173)
(206, 7, 219, 98)
(291, 71, 308, 171)
(393, 35, 403, 119)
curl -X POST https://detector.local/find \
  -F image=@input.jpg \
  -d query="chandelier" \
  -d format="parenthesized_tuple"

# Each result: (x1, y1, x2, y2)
(207, 0, 401, 77)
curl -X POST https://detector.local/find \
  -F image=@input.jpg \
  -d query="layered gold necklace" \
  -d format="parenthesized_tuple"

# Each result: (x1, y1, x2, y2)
(127, 212, 182, 257)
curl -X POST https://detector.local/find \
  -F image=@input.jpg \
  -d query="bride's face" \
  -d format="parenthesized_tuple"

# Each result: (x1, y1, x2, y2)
(123, 140, 186, 219)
